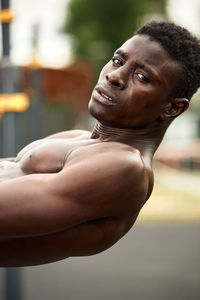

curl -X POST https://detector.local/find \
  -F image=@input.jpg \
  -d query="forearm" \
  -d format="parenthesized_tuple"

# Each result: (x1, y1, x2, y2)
(0, 232, 70, 267)
(0, 221, 104, 267)
(0, 216, 126, 267)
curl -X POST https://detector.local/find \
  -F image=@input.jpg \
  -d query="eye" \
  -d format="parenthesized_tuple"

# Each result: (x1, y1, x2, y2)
(112, 57, 123, 66)
(136, 72, 149, 83)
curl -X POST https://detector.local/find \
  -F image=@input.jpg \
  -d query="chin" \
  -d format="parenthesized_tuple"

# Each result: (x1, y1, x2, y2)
(88, 102, 104, 124)
(88, 95, 104, 118)
(88, 103, 119, 128)
(88, 96, 128, 128)
(88, 98, 96, 117)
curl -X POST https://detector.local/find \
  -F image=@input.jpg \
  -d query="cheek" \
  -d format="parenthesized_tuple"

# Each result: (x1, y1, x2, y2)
(124, 88, 163, 118)
(131, 84, 163, 104)
(123, 88, 150, 109)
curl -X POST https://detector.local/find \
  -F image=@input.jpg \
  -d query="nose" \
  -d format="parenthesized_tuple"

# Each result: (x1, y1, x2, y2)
(106, 70, 126, 89)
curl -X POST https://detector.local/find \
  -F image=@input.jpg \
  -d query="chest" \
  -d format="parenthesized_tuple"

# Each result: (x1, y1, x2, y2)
(18, 138, 98, 174)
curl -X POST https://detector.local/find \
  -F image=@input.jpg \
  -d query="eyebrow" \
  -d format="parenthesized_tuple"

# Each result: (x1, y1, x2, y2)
(135, 61, 154, 76)
(114, 49, 154, 77)
(114, 49, 129, 60)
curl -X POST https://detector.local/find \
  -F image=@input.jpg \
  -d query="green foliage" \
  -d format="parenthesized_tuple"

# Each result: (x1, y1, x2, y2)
(63, 0, 167, 72)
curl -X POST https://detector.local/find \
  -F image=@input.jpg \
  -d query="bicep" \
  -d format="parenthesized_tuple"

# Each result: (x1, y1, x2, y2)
(0, 173, 69, 238)
(0, 172, 95, 239)
(0, 166, 116, 239)
(49, 151, 147, 221)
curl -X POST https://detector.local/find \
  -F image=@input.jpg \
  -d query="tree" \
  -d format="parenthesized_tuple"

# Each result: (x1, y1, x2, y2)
(63, 0, 167, 73)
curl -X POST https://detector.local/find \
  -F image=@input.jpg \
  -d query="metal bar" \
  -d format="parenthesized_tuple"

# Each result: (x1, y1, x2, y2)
(1, 0, 9, 9)
(4, 269, 23, 300)
(1, 0, 23, 299)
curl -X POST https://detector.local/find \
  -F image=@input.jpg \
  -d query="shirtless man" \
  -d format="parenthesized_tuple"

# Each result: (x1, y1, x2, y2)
(0, 22, 199, 267)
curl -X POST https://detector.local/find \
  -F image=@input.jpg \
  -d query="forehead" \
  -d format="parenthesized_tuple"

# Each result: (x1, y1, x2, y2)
(120, 34, 170, 64)
(119, 34, 181, 83)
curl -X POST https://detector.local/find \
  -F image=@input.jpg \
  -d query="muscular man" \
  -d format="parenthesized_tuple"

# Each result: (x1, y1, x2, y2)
(0, 22, 200, 266)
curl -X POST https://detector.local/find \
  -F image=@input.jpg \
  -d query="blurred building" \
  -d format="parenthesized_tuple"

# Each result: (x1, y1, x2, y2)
(22, 60, 93, 112)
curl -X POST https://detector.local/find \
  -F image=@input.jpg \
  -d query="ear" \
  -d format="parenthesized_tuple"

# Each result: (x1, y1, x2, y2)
(160, 98, 189, 121)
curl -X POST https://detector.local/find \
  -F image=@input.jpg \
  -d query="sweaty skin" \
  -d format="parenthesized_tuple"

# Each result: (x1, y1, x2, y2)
(0, 35, 189, 266)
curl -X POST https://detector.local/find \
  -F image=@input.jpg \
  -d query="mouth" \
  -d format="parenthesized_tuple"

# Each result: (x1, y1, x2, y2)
(93, 86, 116, 106)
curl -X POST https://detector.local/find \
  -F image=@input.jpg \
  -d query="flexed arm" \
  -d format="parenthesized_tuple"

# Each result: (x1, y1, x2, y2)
(0, 144, 146, 239)
(0, 144, 147, 266)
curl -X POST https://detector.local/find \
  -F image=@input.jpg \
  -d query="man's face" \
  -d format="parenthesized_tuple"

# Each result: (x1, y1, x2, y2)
(88, 34, 181, 129)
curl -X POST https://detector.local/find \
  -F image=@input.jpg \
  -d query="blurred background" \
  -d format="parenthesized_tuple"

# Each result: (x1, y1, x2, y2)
(0, 0, 199, 299)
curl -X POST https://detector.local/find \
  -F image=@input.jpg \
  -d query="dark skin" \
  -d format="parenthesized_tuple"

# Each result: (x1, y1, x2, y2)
(0, 34, 189, 266)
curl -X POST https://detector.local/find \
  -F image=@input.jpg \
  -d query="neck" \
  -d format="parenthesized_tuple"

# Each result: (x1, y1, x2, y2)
(91, 121, 170, 162)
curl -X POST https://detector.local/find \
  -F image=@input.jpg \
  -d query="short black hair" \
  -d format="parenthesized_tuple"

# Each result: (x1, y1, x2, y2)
(136, 21, 200, 100)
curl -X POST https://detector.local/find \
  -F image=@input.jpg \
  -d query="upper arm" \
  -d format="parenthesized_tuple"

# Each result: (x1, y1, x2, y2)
(47, 145, 147, 224)
(0, 145, 147, 239)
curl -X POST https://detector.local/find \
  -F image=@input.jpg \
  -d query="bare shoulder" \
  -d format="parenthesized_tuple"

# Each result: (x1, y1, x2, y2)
(68, 141, 145, 175)
(60, 141, 150, 216)
(45, 129, 91, 139)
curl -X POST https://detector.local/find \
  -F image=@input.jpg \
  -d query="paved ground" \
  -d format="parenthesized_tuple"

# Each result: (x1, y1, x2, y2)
(0, 221, 199, 300)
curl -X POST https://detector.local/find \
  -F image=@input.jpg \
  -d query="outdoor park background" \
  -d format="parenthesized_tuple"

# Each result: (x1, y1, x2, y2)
(0, 0, 199, 299)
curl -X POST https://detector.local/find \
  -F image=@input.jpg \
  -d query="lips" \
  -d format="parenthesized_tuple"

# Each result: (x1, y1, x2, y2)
(93, 87, 116, 106)
(99, 91, 112, 101)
